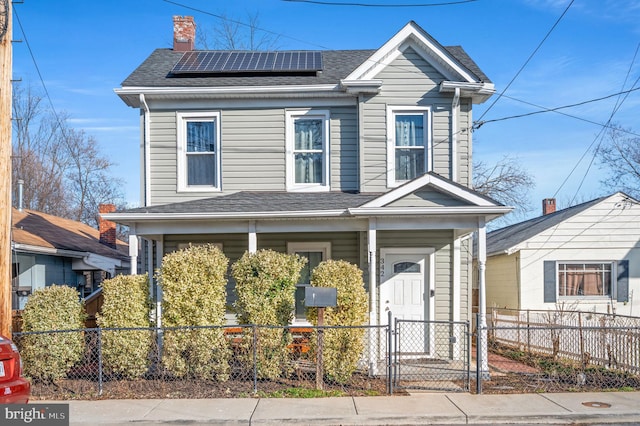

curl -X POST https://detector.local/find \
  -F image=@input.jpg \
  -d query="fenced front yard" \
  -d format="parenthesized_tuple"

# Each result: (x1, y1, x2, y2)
(13, 310, 640, 399)
(14, 324, 390, 400)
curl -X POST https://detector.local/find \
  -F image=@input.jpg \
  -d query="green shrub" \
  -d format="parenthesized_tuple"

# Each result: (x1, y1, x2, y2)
(21, 285, 85, 383)
(97, 274, 152, 379)
(307, 260, 368, 383)
(232, 249, 306, 379)
(158, 244, 230, 381)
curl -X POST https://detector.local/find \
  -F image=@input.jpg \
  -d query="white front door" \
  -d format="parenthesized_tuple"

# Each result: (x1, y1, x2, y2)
(380, 249, 433, 354)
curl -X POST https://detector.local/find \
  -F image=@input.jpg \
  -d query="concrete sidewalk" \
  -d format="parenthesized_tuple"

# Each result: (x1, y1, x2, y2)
(40, 391, 640, 425)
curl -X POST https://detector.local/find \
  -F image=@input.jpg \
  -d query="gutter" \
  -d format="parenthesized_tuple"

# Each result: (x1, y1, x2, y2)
(440, 81, 495, 104)
(116, 84, 350, 107)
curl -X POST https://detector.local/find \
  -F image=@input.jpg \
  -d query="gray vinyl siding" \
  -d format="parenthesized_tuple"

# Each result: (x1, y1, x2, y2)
(387, 188, 471, 208)
(458, 101, 472, 187)
(360, 47, 473, 192)
(461, 240, 472, 322)
(330, 107, 359, 191)
(258, 232, 360, 267)
(147, 106, 358, 205)
(377, 230, 453, 321)
(149, 111, 178, 205)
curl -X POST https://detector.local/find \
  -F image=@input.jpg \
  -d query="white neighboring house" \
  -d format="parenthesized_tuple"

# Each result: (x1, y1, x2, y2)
(484, 193, 639, 316)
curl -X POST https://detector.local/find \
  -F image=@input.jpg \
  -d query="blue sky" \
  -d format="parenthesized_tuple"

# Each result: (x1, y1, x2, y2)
(11, 0, 640, 220)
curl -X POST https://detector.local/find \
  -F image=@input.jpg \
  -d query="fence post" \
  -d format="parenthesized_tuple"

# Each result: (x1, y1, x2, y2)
(387, 310, 393, 395)
(252, 325, 257, 394)
(476, 313, 482, 394)
(97, 328, 103, 396)
(466, 320, 471, 392)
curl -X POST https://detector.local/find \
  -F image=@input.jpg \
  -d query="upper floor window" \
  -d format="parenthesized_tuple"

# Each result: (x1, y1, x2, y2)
(558, 262, 612, 298)
(387, 107, 431, 187)
(177, 111, 221, 192)
(286, 110, 330, 191)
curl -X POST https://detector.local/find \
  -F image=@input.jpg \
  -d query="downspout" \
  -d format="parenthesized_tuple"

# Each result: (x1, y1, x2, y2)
(140, 94, 151, 206)
(358, 93, 365, 191)
(451, 88, 460, 181)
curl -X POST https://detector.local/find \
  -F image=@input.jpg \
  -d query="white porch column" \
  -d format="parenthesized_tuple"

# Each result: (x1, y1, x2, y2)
(248, 221, 257, 253)
(368, 218, 377, 326)
(155, 239, 164, 330)
(452, 237, 461, 323)
(128, 233, 139, 275)
(477, 221, 489, 378)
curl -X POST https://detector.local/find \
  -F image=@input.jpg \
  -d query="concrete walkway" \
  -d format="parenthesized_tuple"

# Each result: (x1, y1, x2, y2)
(39, 391, 640, 425)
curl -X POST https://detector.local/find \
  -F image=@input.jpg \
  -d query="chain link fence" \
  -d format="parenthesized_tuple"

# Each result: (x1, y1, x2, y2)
(392, 319, 470, 393)
(13, 324, 390, 400)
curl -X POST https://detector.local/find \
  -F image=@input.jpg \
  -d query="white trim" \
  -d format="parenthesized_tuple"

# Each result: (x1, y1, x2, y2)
(379, 247, 436, 325)
(349, 206, 512, 216)
(386, 106, 432, 188)
(248, 221, 257, 253)
(368, 219, 377, 326)
(176, 111, 222, 193)
(451, 88, 460, 181)
(285, 109, 331, 192)
(453, 238, 461, 322)
(287, 242, 332, 324)
(140, 94, 151, 206)
(556, 260, 617, 301)
(344, 22, 478, 83)
(361, 173, 501, 208)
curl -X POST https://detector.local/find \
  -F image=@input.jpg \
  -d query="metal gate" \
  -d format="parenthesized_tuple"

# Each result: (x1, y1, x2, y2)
(392, 319, 470, 392)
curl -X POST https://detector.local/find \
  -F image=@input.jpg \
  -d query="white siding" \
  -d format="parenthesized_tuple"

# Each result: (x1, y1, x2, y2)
(493, 194, 640, 316)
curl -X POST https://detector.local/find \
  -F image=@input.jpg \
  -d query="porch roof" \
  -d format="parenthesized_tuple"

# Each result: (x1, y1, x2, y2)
(121, 191, 383, 215)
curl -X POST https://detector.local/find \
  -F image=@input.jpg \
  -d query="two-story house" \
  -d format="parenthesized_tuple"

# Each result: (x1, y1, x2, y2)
(107, 16, 510, 333)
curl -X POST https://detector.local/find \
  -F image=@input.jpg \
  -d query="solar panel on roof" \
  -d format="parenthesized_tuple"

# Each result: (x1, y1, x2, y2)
(171, 51, 323, 74)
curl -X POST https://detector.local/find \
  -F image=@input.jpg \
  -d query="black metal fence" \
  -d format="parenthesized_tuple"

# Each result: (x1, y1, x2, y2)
(14, 315, 640, 399)
(13, 324, 390, 400)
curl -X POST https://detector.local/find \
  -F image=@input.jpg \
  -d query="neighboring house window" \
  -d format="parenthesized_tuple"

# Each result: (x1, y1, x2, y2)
(543, 260, 629, 303)
(286, 110, 330, 191)
(177, 111, 221, 192)
(287, 242, 331, 321)
(558, 263, 612, 297)
(387, 106, 431, 187)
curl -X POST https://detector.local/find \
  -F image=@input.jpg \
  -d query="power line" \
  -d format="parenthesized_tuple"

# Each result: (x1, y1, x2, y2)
(495, 94, 640, 138)
(474, 86, 640, 134)
(282, 0, 478, 6)
(475, 0, 574, 123)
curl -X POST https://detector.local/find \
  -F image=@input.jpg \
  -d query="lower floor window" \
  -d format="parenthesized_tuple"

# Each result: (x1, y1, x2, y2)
(558, 262, 612, 297)
(287, 242, 331, 321)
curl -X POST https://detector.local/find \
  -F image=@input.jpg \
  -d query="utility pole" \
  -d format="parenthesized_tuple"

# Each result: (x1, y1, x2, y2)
(0, 0, 12, 338)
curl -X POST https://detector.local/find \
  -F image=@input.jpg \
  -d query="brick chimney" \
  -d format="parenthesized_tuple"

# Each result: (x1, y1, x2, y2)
(99, 204, 117, 249)
(542, 198, 556, 215)
(173, 16, 196, 52)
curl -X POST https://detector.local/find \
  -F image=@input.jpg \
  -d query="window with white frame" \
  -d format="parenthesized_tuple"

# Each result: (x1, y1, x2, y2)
(558, 262, 613, 298)
(387, 107, 431, 187)
(286, 110, 330, 191)
(287, 242, 331, 321)
(177, 111, 221, 192)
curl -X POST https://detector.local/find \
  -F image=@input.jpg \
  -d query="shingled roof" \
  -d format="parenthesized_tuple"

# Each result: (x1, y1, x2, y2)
(121, 191, 383, 215)
(486, 196, 609, 256)
(120, 46, 490, 89)
(12, 208, 129, 261)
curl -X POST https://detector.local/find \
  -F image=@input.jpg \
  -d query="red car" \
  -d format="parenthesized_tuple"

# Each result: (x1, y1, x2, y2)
(0, 335, 30, 403)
